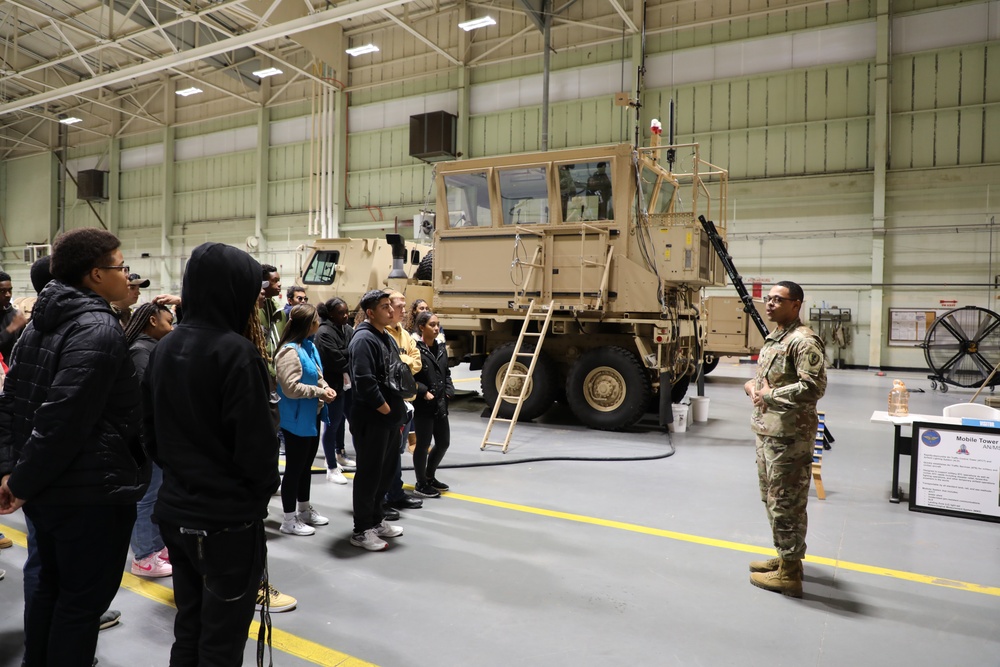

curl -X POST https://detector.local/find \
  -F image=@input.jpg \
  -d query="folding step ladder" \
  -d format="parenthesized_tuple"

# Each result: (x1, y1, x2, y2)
(480, 299, 555, 453)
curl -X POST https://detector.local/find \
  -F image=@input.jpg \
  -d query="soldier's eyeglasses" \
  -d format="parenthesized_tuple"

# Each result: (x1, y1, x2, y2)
(765, 295, 799, 305)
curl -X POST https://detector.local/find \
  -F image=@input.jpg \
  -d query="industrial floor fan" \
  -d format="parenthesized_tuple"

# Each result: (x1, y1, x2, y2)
(922, 306, 1000, 393)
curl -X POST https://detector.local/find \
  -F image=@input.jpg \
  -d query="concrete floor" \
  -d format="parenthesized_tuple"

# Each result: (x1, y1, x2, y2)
(1, 361, 999, 667)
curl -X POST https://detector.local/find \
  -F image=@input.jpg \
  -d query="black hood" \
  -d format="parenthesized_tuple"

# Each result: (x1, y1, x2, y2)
(30, 281, 112, 334)
(181, 243, 262, 333)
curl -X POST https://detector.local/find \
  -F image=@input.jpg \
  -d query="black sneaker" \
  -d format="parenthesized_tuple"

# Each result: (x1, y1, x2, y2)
(413, 482, 441, 498)
(429, 478, 450, 492)
(380, 505, 401, 521)
(98, 610, 121, 631)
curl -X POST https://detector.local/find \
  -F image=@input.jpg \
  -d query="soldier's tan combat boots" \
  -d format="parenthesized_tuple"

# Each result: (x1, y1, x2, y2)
(749, 558, 803, 598)
(748, 557, 780, 573)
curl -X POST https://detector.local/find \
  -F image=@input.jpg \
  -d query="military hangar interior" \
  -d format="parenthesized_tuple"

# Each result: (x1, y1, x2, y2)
(1, 0, 999, 665)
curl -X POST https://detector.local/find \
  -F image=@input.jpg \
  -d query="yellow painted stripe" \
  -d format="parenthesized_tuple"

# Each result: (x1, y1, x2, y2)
(439, 491, 1000, 598)
(0, 523, 377, 667)
(453, 377, 479, 384)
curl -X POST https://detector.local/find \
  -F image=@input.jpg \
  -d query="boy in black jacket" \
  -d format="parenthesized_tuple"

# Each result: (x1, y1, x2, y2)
(348, 290, 408, 551)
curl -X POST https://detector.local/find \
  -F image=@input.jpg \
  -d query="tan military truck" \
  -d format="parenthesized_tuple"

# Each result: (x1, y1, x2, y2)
(298, 142, 731, 431)
(702, 295, 768, 373)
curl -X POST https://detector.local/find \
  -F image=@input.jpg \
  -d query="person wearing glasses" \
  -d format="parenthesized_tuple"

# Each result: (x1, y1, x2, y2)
(283, 285, 308, 316)
(0, 228, 150, 667)
(743, 281, 826, 598)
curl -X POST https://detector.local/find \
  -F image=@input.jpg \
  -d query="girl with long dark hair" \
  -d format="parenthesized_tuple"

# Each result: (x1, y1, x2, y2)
(411, 311, 455, 498)
(275, 304, 337, 535)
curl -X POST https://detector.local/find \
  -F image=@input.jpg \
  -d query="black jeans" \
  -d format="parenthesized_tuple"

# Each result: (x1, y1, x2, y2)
(413, 411, 451, 483)
(350, 409, 401, 533)
(22, 502, 135, 667)
(280, 427, 320, 514)
(160, 520, 266, 667)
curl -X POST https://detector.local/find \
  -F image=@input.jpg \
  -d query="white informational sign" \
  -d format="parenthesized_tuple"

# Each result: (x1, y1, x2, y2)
(911, 423, 1000, 523)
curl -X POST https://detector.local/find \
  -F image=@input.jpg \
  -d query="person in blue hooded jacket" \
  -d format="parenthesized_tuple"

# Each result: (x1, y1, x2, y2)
(274, 303, 336, 536)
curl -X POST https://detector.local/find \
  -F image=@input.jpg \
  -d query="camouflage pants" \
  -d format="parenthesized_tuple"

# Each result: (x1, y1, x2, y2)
(755, 434, 812, 560)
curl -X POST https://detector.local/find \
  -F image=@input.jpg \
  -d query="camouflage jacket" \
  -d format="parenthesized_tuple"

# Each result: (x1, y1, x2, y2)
(751, 318, 827, 440)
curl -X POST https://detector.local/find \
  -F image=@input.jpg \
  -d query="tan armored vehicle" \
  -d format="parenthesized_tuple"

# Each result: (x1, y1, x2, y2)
(299, 141, 733, 431)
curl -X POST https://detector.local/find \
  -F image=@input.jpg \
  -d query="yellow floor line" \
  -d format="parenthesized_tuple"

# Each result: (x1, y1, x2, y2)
(452, 377, 479, 384)
(0, 525, 376, 667)
(2, 485, 998, 667)
(438, 490, 1000, 598)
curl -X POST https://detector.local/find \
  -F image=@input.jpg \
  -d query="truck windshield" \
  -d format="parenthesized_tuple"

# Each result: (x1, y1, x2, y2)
(443, 171, 491, 228)
(302, 250, 340, 285)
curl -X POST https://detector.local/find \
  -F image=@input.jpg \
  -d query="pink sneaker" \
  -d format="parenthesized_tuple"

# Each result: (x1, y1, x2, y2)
(131, 553, 172, 578)
(157, 547, 170, 563)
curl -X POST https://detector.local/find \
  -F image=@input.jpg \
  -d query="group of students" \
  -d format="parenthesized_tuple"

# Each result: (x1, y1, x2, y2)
(267, 280, 456, 551)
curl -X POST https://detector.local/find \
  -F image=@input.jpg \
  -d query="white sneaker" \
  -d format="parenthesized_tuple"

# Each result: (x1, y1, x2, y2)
(297, 506, 329, 526)
(350, 529, 387, 551)
(373, 519, 403, 538)
(326, 467, 348, 485)
(336, 452, 357, 471)
(280, 519, 316, 536)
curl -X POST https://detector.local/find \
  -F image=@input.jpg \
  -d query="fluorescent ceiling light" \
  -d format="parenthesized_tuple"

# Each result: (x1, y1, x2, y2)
(346, 44, 379, 57)
(458, 16, 496, 31)
(58, 116, 82, 125)
(176, 87, 203, 97)
(252, 67, 283, 78)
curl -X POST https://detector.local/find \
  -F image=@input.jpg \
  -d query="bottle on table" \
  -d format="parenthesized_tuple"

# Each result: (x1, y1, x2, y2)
(888, 379, 909, 417)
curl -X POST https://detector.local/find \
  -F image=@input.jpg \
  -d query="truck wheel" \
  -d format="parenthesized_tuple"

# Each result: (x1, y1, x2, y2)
(414, 250, 433, 281)
(671, 375, 691, 403)
(702, 353, 720, 375)
(481, 343, 556, 421)
(566, 347, 652, 430)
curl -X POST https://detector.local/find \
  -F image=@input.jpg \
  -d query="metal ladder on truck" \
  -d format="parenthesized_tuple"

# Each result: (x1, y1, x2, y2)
(480, 299, 555, 453)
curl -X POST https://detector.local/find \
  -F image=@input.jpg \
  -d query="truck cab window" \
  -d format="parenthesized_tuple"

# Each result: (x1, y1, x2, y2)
(302, 250, 340, 285)
(560, 161, 613, 222)
(499, 167, 549, 226)
(444, 171, 492, 228)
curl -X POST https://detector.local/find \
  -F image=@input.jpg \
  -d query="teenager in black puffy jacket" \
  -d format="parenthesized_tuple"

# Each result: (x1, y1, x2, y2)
(0, 228, 149, 667)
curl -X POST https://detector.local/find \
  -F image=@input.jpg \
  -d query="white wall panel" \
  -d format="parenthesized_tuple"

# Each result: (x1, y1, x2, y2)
(64, 156, 101, 177)
(893, 2, 995, 54)
(121, 144, 164, 170)
(175, 126, 258, 162)
(270, 117, 313, 146)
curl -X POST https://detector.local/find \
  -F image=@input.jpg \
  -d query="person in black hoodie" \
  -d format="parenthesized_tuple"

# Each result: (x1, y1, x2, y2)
(314, 297, 355, 482)
(0, 228, 149, 667)
(348, 289, 407, 552)
(143, 242, 280, 666)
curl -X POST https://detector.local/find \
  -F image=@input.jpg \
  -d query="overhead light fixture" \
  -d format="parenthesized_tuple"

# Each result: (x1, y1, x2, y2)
(346, 44, 379, 57)
(458, 16, 496, 31)
(58, 116, 82, 125)
(252, 67, 283, 78)
(176, 87, 203, 97)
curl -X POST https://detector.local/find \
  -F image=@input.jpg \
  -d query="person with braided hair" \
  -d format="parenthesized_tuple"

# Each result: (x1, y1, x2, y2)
(123, 302, 175, 578)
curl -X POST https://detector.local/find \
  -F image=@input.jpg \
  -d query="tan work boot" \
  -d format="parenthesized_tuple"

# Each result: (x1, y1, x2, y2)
(749, 557, 780, 573)
(749, 558, 803, 598)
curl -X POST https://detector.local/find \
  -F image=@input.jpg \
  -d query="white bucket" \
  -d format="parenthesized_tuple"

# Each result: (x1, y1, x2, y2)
(690, 396, 710, 423)
(668, 404, 689, 433)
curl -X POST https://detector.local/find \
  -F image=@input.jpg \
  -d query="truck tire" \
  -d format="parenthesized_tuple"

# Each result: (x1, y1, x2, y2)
(481, 343, 557, 421)
(566, 346, 652, 430)
(414, 250, 433, 281)
(702, 353, 720, 375)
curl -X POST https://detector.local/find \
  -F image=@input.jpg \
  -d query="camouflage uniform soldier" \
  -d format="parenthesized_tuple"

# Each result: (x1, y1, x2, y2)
(743, 280, 826, 598)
